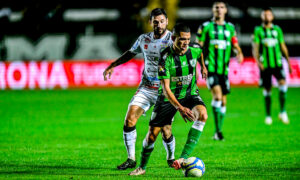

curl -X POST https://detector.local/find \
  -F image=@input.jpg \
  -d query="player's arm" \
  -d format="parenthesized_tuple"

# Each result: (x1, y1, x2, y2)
(278, 27, 292, 74)
(252, 28, 264, 70)
(232, 35, 244, 63)
(199, 53, 207, 80)
(103, 51, 136, 80)
(161, 79, 195, 122)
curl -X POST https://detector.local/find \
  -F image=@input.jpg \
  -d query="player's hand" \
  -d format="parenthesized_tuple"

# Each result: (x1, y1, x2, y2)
(103, 66, 114, 81)
(258, 63, 264, 71)
(201, 66, 208, 80)
(177, 106, 195, 123)
(288, 64, 293, 74)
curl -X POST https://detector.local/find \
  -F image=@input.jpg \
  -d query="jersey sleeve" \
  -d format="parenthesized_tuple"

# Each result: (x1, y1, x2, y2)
(196, 23, 207, 43)
(129, 35, 142, 54)
(158, 50, 170, 80)
(253, 27, 261, 44)
(277, 26, 285, 43)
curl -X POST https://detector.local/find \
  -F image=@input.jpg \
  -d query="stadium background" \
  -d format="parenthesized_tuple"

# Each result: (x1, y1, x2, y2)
(0, 0, 299, 179)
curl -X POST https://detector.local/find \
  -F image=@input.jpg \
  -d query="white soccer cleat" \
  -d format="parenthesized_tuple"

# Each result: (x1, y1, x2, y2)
(265, 116, 272, 125)
(279, 112, 289, 124)
(128, 167, 145, 176)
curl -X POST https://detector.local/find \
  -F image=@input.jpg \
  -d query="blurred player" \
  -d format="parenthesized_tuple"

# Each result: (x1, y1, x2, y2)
(103, 8, 174, 170)
(252, 7, 292, 125)
(129, 23, 208, 175)
(196, 1, 243, 141)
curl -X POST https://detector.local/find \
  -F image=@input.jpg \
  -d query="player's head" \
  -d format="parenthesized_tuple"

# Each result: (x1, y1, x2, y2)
(261, 7, 274, 24)
(149, 8, 168, 36)
(212, 1, 228, 20)
(172, 23, 191, 52)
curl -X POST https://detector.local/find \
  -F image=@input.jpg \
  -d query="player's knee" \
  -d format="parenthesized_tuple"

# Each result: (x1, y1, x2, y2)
(198, 113, 208, 122)
(161, 127, 172, 140)
(125, 114, 137, 127)
(148, 132, 158, 143)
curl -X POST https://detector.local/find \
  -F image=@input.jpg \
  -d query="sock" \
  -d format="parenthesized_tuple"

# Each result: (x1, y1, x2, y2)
(263, 90, 271, 117)
(279, 85, 287, 113)
(212, 100, 222, 133)
(140, 138, 155, 170)
(219, 106, 226, 132)
(123, 126, 137, 160)
(162, 135, 175, 160)
(180, 121, 205, 159)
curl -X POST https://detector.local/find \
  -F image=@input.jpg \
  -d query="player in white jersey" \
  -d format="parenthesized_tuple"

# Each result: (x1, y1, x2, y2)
(103, 8, 174, 170)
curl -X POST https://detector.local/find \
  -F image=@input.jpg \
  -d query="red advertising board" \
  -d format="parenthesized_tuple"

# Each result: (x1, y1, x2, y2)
(0, 58, 299, 90)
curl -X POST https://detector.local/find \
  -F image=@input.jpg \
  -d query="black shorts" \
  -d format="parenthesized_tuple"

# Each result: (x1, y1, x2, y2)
(259, 67, 285, 89)
(207, 73, 230, 95)
(149, 95, 206, 127)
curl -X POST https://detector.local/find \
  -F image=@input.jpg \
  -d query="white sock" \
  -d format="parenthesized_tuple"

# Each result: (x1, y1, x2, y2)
(211, 100, 222, 108)
(162, 135, 175, 160)
(123, 129, 137, 160)
(221, 106, 226, 114)
(192, 121, 206, 131)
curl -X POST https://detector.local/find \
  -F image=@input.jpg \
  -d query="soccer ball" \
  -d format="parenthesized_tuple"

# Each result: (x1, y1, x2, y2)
(182, 157, 205, 177)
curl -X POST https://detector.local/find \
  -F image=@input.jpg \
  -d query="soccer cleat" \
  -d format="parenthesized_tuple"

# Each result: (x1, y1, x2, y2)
(128, 167, 145, 176)
(172, 158, 184, 170)
(213, 132, 225, 141)
(265, 116, 272, 125)
(117, 158, 136, 170)
(279, 112, 289, 124)
(167, 159, 175, 168)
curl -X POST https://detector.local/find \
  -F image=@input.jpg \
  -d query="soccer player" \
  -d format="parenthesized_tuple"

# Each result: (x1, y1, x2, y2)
(103, 8, 175, 170)
(195, 1, 243, 141)
(129, 23, 208, 175)
(252, 7, 292, 125)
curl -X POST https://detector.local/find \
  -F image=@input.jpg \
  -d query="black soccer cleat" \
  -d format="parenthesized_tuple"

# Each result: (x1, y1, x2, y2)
(167, 159, 175, 168)
(213, 132, 225, 141)
(117, 158, 136, 170)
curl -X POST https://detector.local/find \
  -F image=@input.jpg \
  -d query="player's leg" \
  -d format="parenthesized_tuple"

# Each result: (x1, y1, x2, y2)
(260, 69, 272, 125)
(211, 85, 223, 138)
(173, 104, 208, 169)
(161, 124, 175, 167)
(278, 79, 289, 124)
(129, 126, 161, 175)
(218, 95, 227, 138)
(118, 105, 144, 170)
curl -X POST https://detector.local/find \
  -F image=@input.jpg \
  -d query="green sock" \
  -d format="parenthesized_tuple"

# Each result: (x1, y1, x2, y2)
(279, 91, 286, 113)
(264, 95, 271, 117)
(219, 107, 226, 132)
(212, 106, 221, 132)
(140, 147, 154, 170)
(180, 128, 202, 159)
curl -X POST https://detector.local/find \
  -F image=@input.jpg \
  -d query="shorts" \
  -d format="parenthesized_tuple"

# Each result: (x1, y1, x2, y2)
(206, 73, 230, 95)
(149, 95, 206, 127)
(128, 86, 158, 112)
(259, 67, 285, 89)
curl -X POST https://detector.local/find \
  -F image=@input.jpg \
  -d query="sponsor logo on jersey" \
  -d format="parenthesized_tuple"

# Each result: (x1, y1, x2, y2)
(210, 40, 227, 49)
(263, 38, 278, 47)
(158, 65, 165, 73)
(171, 74, 193, 85)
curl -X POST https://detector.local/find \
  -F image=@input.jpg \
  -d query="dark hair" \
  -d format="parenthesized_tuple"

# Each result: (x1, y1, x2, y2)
(172, 23, 190, 36)
(262, 7, 273, 12)
(212, 1, 228, 8)
(150, 8, 167, 20)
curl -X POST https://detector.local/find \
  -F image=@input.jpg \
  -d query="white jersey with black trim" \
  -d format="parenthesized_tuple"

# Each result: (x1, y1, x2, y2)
(129, 30, 173, 90)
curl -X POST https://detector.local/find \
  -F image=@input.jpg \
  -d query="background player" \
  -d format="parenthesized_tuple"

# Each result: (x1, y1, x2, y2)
(196, 1, 243, 141)
(129, 23, 208, 176)
(252, 7, 292, 125)
(103, 8, 175, 170)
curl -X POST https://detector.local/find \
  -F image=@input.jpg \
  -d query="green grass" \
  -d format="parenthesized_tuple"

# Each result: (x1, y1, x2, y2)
(0, 88, 299, 179)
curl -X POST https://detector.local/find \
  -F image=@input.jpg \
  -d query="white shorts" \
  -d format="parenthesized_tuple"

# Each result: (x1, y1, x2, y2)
(128, 86, 158, 113)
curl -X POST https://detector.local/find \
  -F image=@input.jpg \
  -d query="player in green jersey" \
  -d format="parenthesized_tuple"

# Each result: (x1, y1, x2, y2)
(252, 7, 292, 125)
(129, 23, 208, 175)
(196, 1, 244, 141)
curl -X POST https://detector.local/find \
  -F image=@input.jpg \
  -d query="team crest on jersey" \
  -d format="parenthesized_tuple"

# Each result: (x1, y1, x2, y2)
(189, 59, 197, 68)
(144, 44, 148, 49)
(272, 30, 278, 37)
(224, 30, 230, 37)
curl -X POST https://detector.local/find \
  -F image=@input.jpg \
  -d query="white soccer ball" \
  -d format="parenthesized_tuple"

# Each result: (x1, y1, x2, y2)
(182, 157, 205, 177)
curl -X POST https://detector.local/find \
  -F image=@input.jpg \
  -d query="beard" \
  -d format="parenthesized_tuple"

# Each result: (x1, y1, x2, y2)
(154, 27, 166, 37)
(263, 20, 272, 25)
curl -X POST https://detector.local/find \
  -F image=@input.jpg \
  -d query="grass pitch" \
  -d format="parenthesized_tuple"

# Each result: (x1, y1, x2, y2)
(0, 88, 299, 179)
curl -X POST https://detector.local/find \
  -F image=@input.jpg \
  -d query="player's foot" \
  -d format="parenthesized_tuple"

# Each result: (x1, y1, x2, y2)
(167, 159, 175, 168)
(265, 116, 272, 125)
(279, 112, 289, 124)
(213, 132, 224, 141)
(128, 167, 145, 176)
(172, 158, 184, 170)
(117, 158, 136, 170)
